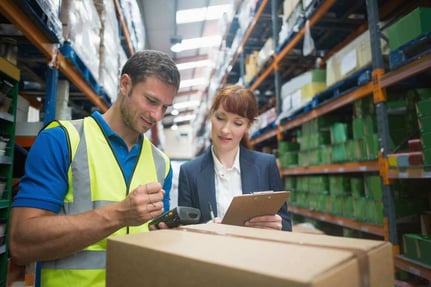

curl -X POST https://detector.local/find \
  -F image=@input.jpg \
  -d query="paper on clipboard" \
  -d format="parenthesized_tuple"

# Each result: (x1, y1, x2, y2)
(221, 191, 290, 227)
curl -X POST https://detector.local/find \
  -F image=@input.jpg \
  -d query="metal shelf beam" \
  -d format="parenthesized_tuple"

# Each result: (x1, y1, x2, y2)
(289, 205, 385, 237)
(281, 160, 379, 176)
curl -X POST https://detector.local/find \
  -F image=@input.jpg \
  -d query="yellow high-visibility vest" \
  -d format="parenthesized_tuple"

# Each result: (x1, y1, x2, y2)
(39, 117, 170, 287)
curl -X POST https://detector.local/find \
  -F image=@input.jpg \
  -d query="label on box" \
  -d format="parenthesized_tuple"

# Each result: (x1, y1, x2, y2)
(341, 49, 357, 76)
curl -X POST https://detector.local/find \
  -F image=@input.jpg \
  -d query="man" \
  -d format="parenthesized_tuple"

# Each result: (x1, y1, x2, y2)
(9, 50, 181, 287)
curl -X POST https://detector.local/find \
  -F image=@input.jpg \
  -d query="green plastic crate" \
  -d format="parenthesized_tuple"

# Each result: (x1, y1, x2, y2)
(365, 133, 379, 159)
(421, 132, 431, 150)
(424, 148, 431, 166)
(403, 234, 431, 266)
(320, 145, 333, 164)
(332, 143, 347, 163)
(278, 141, 300, 153)
(350, 176, 364, 198)
(418, 116, 431, 133)
(353, 197, 368, 221)
(280, 152, 298, 168)
(365, 175, 382, 200)
(331, 122, 349, 144)
(388, 7, 431, 50)
(353, 118, 364, 139)
(416, 96, 431, 118)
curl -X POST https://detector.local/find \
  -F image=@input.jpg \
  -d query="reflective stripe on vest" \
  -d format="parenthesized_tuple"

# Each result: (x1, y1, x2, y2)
(40, 117, 170, 285)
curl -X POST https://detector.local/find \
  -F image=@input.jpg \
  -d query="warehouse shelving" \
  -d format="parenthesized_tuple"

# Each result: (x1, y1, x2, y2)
(281, 160, 379, 176)
(0, 0, 109, 114)
(0, 1, 143, 285)
(0, 0, 167, 148)
(0, 57, 19, 287)
(216, 0, 431, 283)
(288, 206, 385, 237)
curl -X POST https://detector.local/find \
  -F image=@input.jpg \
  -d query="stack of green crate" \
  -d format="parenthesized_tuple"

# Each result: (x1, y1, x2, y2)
(329, 175, 352, 217)
(284, 177, 297, 203)
(279, 141, 300, 168)
(331, 123, 348, 163)
(352, 97, 378, 160)
(364, 175, 382, 224)
(417, 97, 431, 166)
(295, 177, 309, 208)
(298, 116, 337, 167)
(353, 197, 369, 221)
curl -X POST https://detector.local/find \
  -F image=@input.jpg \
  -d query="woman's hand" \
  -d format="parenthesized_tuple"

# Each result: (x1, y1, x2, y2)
(245, 214, 282, 230)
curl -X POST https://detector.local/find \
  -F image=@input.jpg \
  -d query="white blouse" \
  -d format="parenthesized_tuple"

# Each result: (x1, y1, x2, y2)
(211, 146, 242, 219)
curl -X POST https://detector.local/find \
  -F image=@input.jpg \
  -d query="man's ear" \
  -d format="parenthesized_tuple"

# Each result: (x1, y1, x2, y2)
(119, 74, 131, 95)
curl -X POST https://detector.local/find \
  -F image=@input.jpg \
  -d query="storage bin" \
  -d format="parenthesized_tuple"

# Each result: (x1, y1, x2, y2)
(403, 234, 431, 266)
(388, 7, 431, 51)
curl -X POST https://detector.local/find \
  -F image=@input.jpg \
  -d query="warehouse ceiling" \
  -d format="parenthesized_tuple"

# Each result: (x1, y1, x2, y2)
(138, 0, 236, 128)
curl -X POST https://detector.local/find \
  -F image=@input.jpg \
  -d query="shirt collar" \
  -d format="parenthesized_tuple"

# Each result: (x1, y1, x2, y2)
(91, 111, 143, 142)
(211, 145, 241, 173)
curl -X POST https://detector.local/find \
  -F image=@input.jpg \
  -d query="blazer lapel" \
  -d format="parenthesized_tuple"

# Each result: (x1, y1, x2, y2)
(196, 149, 218, 217)
(240, 147, 259, 195)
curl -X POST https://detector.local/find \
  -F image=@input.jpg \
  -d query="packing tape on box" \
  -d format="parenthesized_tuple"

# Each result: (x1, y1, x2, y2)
(178, 226, 371, 287)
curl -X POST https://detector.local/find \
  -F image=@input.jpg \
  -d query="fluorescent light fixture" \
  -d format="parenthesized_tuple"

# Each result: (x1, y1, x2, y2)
(174, 114, 196, 123)
(171, 109, 179, 116)
(180, 78, 209, 89)
(171, 35, 222, 53)
(177, 59, 213, 71)
(176, 4, 233, 24)
(173, 100, 200, 110)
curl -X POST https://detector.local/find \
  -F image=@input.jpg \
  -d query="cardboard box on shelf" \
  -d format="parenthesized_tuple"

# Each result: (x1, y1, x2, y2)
(107, 223, 394, 287)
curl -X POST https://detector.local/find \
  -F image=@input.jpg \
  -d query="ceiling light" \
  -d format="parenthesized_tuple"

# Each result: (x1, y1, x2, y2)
(177, 60, 213, 71)
(176, 4, 233, 24)
(171, 35, 222, 53)
(171, 109, 179, 116)
(179, 78, 209, 89)
(173, 100, 200, 110)
(174, 114, 196, 123)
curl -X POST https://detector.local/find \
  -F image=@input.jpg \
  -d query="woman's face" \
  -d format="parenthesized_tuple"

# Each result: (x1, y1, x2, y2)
(211, 105, 250, 153)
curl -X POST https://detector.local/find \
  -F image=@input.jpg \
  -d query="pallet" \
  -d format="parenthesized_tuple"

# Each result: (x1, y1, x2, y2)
(278, 101, 313, 125)
(16, 0, 63, 43)
(59, 43, 101, 95)
(311, 66, 373, 109)
(389, 32, 431, 70)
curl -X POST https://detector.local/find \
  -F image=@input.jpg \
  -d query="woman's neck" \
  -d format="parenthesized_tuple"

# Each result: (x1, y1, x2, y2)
(213, 146, 239, 168)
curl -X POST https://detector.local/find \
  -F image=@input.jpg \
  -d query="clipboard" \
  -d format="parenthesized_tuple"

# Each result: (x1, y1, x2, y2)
(221, 191, 290, 226)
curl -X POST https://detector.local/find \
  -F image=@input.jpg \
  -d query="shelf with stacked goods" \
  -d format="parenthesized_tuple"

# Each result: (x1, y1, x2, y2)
(212, 0, 431, 283)
(0, 0, 164, 147)
(288, 206, 385, 237)
(0, 56, 19, 287)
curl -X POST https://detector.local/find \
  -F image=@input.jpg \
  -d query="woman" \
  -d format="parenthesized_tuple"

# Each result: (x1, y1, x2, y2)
(178, 85, 292, 231)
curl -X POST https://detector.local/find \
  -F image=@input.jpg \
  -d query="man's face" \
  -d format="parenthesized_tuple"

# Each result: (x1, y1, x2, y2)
(120, 74, 177, 134)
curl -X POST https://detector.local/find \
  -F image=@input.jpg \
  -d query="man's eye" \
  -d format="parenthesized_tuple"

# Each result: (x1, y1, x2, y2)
(146, 96, 157, 104)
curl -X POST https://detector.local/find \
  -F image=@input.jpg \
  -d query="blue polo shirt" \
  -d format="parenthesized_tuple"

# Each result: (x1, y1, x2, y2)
(13, 111, 172, 212)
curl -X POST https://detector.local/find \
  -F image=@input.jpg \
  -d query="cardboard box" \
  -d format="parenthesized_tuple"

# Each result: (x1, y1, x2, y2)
(325, 30, 388, 87)
(107, 223, 394, 287)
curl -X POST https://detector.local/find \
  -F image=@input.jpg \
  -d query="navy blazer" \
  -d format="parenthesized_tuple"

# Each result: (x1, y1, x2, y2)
(178, 145, 292, 231)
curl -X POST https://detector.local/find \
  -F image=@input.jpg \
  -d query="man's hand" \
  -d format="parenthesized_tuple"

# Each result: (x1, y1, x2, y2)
(119, 182, 165, 226)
